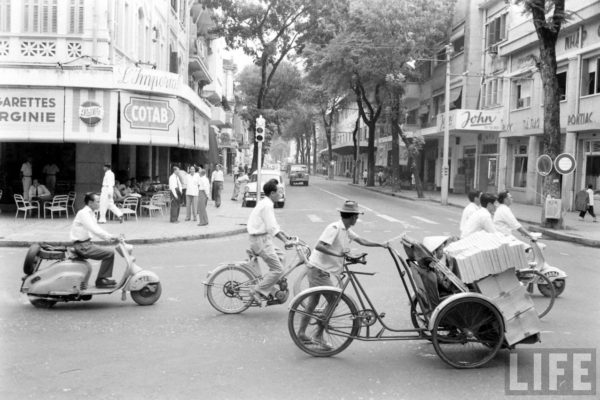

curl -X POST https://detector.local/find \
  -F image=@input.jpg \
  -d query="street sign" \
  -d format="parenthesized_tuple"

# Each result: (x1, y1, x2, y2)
(554, 153, 576, 175)
(535, 154, 553, 176)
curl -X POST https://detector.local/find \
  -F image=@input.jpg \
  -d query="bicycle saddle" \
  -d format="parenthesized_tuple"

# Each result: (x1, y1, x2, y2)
(345, 252, 367, 264)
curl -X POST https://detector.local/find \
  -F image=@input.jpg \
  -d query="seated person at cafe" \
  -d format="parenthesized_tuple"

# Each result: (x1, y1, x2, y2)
(130, 178, 141, 193)
(28, 179, 52, 202)
(122, 179, 134, 196)
(113, 181, 125, 203)
(140, 177, 152, 193)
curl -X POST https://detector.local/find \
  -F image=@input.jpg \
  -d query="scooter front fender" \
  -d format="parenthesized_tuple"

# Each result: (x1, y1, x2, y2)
(126, 269, 160, 291)
(540, 263, 568, 280)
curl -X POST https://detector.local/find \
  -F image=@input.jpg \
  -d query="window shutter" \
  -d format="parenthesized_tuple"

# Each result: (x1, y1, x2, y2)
(499, 15, 506, 40)
(78, 1, 84, 33)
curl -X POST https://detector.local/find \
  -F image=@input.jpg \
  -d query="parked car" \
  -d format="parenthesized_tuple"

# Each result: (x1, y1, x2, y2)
(242, 169, 286, 208)
(289, 164, 309, 186)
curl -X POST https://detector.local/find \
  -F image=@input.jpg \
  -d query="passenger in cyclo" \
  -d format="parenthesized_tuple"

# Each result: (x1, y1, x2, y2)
(297, 200, 388, 349)
(460, 193, 498, 238)
(247, 179, 292, 304)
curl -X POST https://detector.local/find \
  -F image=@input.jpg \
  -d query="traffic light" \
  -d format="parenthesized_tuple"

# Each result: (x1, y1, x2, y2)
(255, 115, 265, 143)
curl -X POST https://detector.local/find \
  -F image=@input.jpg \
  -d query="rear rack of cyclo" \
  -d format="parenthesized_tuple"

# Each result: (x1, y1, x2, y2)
(399, 231, 542, 347)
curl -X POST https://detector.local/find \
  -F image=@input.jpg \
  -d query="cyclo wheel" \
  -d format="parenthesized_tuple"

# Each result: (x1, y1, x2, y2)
(206, 265, 258, 314)
(410, 296, 431, 339)
(431, 296, 504, 369)
(516, 269, 555, 318)
(288, 289, 360, 357)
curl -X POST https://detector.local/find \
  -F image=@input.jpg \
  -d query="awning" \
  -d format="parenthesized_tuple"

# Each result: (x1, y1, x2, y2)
(450, 87, 462, 110)
(177, 102, 194, 149)
(193, 110, 209, 150)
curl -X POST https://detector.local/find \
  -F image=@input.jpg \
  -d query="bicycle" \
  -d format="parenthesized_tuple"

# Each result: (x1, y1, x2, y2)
(203, 237, 311, 314)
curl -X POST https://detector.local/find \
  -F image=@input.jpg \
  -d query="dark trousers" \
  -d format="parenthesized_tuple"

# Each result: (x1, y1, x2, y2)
(579, 206, 596, 219)
(212, 181, 223, 207)
(73, 241, 115, 282)
(170, 193, 181, 222)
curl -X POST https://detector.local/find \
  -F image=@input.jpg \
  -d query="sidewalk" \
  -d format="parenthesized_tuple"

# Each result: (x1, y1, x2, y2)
(0, 176, 250, 247)
(323, 174, 600, 247)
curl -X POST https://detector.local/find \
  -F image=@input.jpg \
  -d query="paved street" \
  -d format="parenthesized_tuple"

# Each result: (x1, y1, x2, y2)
(1, 179, 599, 400)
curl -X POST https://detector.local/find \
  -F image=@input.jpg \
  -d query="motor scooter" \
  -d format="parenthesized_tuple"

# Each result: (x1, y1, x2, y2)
(20, 237, 162, 308)
(527, 232, 567, 297)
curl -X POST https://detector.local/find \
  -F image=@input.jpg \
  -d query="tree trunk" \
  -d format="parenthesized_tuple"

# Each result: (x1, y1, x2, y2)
(389, 90, 401, 191)
(352, 116, 360, 184)
(312, 123, 317, 175)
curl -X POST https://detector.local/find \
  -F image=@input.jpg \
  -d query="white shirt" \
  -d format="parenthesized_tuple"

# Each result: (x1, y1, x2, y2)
(102, 170, 115, 189)
(309, 221, 359, 275)
(493, 204, 522, 236)
(169, 173, 182, 198)
(43, 164, 59, 176)
(28, 184, 51, 199)
(459, 202, 480, 236)
(186, 173, 200, 196)
(211, 170, 224, 183)
(247, 197, 280, 236)
(198, 176, 210, 197)
(21, 162, 32, 177)
(70, 206, 112, 241)
(461, 207, 497, 238)
(587, 188, 595, 207)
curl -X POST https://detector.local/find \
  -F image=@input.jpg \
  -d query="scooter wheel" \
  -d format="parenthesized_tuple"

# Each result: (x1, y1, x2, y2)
(29, 297, 57, 309)
(131, 282, 162, 306)
(23, 244, 41, 275)
(539, 279, 565, 297)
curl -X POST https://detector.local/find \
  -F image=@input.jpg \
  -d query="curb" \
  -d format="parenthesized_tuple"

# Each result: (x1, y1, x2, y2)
(0, 227, 248, 248)
(350, 183, 599, 248)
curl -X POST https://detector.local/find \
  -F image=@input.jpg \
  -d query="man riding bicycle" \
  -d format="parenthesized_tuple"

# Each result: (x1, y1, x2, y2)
(297, 200, 388, 349)
(247, 179, 292, 305)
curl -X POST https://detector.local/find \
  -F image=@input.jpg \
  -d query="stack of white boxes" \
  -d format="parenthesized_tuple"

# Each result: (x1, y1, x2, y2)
(475, 268, 541, 345)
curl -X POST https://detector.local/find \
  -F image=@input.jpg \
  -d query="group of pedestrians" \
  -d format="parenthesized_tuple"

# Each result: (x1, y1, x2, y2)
(169, 164, 216, 225)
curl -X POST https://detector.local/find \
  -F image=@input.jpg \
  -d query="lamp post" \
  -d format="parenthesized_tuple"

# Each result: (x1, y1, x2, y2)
(441, 44, 454, 206)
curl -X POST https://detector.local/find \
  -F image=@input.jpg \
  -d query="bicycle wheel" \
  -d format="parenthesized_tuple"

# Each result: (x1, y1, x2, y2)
(517, 270, 555, 319)
(206, 265, 258, 314)
(432, 297, 504, 369)
(288, 289, 360, 357)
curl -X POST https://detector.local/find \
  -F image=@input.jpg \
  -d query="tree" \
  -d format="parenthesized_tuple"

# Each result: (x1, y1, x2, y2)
(517, 0, 567, 228)
(202, 0, 347, 171)
(304, 0, 453, 186)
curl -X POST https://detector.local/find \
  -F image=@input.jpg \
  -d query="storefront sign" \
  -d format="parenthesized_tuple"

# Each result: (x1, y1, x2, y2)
(437, 109, 503, 132)
(64, 89, 117, 144)
(123, 97, 175, 131)
(0, 88, 64, 142)
(116, 67, 181, 93)
(79, 100, 103, 126)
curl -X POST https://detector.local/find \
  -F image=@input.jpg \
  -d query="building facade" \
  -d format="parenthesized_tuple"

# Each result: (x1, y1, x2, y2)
(0, 0, 233, 206)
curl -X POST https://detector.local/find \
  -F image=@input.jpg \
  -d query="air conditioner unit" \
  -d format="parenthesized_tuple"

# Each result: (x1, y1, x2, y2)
(488, 45, 498, 56)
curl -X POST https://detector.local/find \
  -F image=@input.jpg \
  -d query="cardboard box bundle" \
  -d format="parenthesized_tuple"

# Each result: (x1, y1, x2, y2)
(475, 268, 541, 346)
(444, 232, 529, 284)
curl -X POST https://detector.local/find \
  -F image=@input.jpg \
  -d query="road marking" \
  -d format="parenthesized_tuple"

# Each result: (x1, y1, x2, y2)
(446, 217, 459, 223)
(316, 187, 373, 212)
(412, 216, 439, 224)
(307, 214, 323, 223)
(377, 214, 400, 222)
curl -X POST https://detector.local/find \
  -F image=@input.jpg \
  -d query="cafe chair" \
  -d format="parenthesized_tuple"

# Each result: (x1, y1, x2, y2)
(140, 194, 164, 218)
(43, 195, 69, 219)
(67, 191, 77, 214)
(119, 196, 139, 221)
(14, 194, 40, 219)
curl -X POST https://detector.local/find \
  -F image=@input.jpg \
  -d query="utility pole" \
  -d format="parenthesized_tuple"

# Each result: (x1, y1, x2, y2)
(255, 115, 265, 205)
(441, 44, 454, 206)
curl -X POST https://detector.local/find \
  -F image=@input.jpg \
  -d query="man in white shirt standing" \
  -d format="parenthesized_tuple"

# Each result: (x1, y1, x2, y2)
(70, 192, 119, 288)
(461, 193, 498, 238)
(459, 190, 481, 237)
(169, 165, 183, 223)
(197, 169, 211, 226)
(20, 156, 33, 200)
(494, 191, 534, 239)
(185, 166, 200, 222)
(211, 164, 224, 207)
(247, 179, 292, 304)
(296, 200, 388, 348)
(99, 163, 123, 224)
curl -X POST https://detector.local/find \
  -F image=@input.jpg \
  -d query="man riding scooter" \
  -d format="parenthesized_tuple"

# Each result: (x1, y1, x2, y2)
(70, 192, 119, 288)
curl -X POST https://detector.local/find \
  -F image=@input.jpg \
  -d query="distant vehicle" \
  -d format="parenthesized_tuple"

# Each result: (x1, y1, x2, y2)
(242, 169, 286, 208)
(289, 164, 309, 186)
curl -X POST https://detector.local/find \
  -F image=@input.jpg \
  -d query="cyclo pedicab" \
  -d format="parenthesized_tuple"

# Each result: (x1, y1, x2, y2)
(287, 231, 543, 369)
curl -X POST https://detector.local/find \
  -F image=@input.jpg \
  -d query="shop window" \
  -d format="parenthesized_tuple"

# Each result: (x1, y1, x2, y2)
(513, 144, 528, 188)
(23, 0, 57, 33)
(582, 57, 600, 96)
(406, 109, 418, 125)
(68, 0, 84, 34)
(514, 80, 531, 109)
(0, 0, 10, 32)
(557, 71, 567, 101)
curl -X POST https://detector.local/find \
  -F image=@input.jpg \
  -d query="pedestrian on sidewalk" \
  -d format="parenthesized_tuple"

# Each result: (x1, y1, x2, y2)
(231, 170, 249, 201)
(579, 184, 597, 222)
(176, 166, 188, 207)
(185, 166, 200, 222)
(211, 164, 224, 208)
(362, 169, 367, 185)
(197, 169, 210, 226)
(169, 165, 183, 223)
(459, 190, 481, 237)
(99, 163, 123, 224)
(377, 170, 384, 186)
